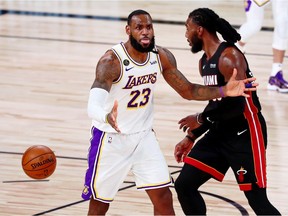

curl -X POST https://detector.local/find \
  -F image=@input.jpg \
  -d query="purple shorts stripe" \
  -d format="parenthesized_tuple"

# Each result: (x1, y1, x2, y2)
(136, 180, 172, 190)
(81, 127, 104, 200)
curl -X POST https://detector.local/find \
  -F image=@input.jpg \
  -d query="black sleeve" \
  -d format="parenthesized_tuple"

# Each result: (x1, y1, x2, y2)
(191, 122, 211, 138)
(201, 96, 245, 122)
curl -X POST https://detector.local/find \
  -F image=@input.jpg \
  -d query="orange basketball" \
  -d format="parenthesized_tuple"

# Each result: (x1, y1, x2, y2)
(22, 145, 57, 179)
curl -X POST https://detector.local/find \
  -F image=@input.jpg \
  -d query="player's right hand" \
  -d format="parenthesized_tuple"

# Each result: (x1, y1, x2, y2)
(224, 68, 258, 97)
(107, 100, 121, 133)
(178, 114, 200, 132)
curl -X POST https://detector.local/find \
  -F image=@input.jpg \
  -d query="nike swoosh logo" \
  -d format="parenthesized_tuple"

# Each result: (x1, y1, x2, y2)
(206, 117, 214, 123)
(125, 67, 134, 71)
(237, 129, 247, 136)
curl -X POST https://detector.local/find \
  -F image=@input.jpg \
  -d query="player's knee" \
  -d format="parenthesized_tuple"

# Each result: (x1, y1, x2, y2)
(174, 175, 188, 197)
(160, 188, 173, 203)
(150, 188, 174, 214)
(88, 198, 109, 215)
(148, 187, 173, 204)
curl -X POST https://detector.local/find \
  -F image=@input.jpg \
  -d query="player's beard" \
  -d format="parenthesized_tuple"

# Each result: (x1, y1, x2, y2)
(191, 34, 203, 53)
(130, 35, 155, 53)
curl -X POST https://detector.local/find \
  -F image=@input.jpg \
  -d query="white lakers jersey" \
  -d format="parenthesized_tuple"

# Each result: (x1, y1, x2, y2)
(92, 42, 163, 134)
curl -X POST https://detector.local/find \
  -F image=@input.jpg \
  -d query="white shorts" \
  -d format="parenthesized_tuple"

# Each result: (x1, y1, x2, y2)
(81, 127, 172, 203)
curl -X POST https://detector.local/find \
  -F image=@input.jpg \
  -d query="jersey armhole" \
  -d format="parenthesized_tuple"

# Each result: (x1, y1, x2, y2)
(111, 48, 123, 84)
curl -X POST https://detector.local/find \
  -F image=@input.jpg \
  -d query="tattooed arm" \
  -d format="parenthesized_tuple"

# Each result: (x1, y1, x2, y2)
(91, 50, 121, 90)
(158, 46, 255, 100)
(88, 50, 121, 133)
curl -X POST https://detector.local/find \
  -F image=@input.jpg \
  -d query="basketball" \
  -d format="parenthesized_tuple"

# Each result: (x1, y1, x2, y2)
(22, 145, 57, 179)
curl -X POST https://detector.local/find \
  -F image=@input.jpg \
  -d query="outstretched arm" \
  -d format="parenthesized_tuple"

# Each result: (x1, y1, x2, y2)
(87, 50, 121, 133)
(158, 47, 257, 101)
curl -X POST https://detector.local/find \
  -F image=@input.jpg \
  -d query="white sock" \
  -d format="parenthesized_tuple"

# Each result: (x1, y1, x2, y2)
(271, 63, 283, 76)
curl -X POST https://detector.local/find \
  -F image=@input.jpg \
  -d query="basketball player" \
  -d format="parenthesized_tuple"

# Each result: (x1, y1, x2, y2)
(238, 0, 288, 93)
(174, 8, 281, 215)
(81, 9, 257, 215)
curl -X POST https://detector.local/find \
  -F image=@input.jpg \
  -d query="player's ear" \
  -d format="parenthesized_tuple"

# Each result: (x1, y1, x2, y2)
(198, 26, 204, 36)
(125, 25, 130, 35)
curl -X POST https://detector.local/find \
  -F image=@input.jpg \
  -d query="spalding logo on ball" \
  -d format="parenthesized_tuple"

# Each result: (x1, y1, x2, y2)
(22, 145, 57, 179)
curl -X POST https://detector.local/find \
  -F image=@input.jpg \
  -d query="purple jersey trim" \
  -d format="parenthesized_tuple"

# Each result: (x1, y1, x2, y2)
(82, 127, 104, 200)
(137, 180, 172, 190)
(245, 0, 252, 12)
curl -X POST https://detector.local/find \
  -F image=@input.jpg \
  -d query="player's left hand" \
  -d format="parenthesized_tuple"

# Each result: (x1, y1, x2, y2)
(174, 137, 194, 163)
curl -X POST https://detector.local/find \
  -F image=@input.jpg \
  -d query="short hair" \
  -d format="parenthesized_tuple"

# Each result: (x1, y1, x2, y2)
(127, 9, 151, 25)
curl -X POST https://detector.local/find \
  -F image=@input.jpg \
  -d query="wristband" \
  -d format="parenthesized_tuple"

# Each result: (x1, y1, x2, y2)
(186, 135, 195, 142)
(245, 82, 253, 88)
(219, 86, 225, 97)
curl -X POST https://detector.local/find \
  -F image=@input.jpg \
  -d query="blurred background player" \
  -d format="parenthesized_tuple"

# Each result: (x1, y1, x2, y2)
(238, 0, 288, 93)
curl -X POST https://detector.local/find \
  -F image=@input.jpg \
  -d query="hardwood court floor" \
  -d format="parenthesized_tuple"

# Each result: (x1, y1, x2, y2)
(0, 1, 287, 215)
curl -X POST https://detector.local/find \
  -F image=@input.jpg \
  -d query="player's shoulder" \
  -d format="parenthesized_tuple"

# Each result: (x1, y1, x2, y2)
(99, 49, 119, 64)
(156, 45, 170, 55)
(156, 45, 175, 61)
(155, 45, 177, 70)
(219, 44, 247, 74)
(221, 45, 244, 61)
(96, 49, 121, 80)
